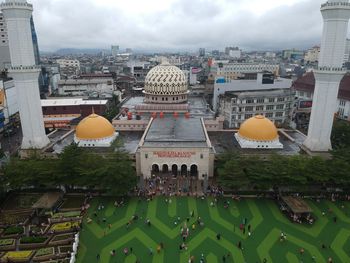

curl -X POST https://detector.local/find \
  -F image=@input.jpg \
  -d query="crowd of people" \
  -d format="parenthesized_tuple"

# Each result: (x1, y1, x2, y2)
(87, 189, 346, 263)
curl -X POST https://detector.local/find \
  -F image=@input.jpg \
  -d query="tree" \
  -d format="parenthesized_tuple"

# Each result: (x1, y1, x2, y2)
(217, 154, 250, 190)
(94, 151, 137, 196)
(331, 120, 350, 149)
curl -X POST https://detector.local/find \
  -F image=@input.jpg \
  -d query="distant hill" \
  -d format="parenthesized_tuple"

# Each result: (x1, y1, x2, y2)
(52, 48, 110, 55)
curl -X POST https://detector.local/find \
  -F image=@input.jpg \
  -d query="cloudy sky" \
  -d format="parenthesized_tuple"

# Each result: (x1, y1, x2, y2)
(25, 0, 329, 52)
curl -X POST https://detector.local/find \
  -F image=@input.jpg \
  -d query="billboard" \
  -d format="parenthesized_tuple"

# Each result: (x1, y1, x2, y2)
(298, 100, 313, 109)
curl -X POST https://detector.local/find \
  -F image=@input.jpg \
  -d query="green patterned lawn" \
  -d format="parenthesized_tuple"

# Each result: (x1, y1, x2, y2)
(77, 197, 350, 263)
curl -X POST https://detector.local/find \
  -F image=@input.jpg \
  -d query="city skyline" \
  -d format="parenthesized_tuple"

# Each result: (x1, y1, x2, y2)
(18, 0, 335, 52)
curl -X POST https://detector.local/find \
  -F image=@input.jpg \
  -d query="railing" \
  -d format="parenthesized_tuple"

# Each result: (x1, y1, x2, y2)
(10, 65, 40, 70)
(317, 66, 346, 71)
(321, 2, 350, 9)
(1, 2, 33, 9)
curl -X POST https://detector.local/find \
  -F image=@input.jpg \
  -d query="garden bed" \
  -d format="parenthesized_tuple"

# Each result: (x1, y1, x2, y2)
(59, 195, 85, 211)
(1, 193, 41, 211)
(18, 236, 50, 249)
(49, 211, 82, 224)
(2, 226, 24, 237)
(1, 250, 34, 262)
(0, 239, 15, 251)
(49, 221, 80, 233)
(29, 224, 50, 235)
(41, 259, 70, 263)
(33, 247, 55, 262)
(58, 245, 72, 254)
(0, 211, 31, 226)
(49, 234, 74, 246)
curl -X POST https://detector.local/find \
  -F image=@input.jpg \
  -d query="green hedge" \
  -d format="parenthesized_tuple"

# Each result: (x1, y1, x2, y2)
(20, 236, 47, 244)
(3, 226, 23, 235)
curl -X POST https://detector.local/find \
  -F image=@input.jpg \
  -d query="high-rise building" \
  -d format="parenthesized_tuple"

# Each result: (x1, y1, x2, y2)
(199, 48, 205, 57)
(111, 45, 119, 57)
(1, 0, 49, 149)
(303, 0, 350, 152)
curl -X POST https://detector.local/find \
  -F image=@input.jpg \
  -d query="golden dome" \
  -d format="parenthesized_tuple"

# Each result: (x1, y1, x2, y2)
(238, 115, 278, 141)
(76, 114, 115, 140)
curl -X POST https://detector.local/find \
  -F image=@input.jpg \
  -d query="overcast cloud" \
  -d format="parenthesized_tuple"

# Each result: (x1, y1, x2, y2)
(20, 0, 333, 52)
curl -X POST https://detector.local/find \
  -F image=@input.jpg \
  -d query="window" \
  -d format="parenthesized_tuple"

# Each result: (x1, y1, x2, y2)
(245, 106, 253, 112)
(276, 104, 284, 110)
(266, 105, 274, 111)
(256, 105, 264, 111)
(340, 100, 346, 106)
(246, 99, 254, 104)
(275, 112, 284, 117)
(269, 98, 275, 103)
(306, 92, 311, 98)
(277, 97, 284, 102)
(245, 114, 253, 119)
(265, 113, 273, 118)
(299, 91, 304, 97)
(257, 98, 264, 103)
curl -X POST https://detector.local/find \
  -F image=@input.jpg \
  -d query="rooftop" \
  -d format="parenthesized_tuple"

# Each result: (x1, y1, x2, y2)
(41, 98, 108, 107)
(121, 96, 214, 119)
(293, 72, 350, 101)
(142, 117, 209, 148)
(209, 130, 304, 156)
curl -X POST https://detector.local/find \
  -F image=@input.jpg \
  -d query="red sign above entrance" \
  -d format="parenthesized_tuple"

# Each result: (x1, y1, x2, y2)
(153, 151, 196, 158)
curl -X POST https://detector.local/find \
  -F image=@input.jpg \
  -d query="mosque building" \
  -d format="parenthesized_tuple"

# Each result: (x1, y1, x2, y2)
(52, 60, 300, 183)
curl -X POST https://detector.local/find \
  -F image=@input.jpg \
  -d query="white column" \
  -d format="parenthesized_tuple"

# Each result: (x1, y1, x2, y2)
(303, 1, 350, 152)
(1, 0, 50, 149)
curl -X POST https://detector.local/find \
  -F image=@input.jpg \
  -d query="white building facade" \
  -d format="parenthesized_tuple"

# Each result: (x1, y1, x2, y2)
(58, 78, 115, 97)
(213, 73, 292, 112)
(1, 0, 49, 149)
(210, 62, 279, 82)
(0, 13, 10, 70)
(304, 46, 320, 64)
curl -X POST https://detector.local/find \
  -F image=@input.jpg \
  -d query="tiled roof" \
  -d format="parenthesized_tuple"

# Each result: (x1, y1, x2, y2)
(293, 72, 350, 101)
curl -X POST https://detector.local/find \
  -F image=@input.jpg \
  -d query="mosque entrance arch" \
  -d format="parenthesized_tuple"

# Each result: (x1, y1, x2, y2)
(190, 164, 198, 177)
(172, 164, 178, 176)
(181, 164, 188, 176)
(151, 164, 160, 175)
(162, 164, 169, 173)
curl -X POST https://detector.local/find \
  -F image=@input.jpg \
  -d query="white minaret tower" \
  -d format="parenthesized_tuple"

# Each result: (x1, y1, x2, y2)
(1, 0, 49, 149)
(303, 0, 350, 152)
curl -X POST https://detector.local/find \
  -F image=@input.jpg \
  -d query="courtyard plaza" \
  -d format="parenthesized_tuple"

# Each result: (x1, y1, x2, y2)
(77, 195, 350, 263)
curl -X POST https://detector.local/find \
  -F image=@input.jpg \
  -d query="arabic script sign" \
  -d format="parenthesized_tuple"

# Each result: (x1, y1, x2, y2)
(153, 151, 196, 158)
